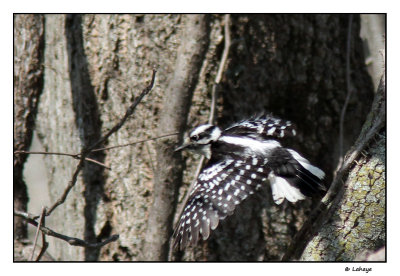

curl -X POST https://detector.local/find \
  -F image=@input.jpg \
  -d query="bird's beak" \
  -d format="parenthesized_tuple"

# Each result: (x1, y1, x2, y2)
(174, 142, 190, 152)
(175, 137, 193, 152)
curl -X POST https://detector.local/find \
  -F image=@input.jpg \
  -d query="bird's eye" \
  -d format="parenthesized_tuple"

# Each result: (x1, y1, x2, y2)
(191, 135, 199, 141)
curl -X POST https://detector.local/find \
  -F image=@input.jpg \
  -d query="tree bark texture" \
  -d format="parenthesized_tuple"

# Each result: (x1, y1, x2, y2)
(142, 15, 210, 261)
(18, 14, 379, 261)
(14, 14, 45, 240)
(300, 76, 385, 261)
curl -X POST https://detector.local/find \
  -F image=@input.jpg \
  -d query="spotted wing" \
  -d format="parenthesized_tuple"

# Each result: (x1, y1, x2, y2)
(224, 114, 297, 139)
(172, 156, 271, 250)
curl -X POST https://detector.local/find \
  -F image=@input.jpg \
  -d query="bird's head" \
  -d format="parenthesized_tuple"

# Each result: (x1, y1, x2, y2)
(175, 124, 222, 159)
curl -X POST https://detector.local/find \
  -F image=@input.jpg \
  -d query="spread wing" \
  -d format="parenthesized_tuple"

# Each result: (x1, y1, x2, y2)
(172, 135, 326, 250)
(172, 156, 270, 250)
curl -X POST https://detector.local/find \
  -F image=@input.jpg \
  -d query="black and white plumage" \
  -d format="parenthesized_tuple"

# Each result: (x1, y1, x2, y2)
(173, 115, 326, 250)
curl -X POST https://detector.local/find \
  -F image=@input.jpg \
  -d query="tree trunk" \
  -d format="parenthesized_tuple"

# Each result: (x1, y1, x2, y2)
(299, 76, 385, 261)
(17, 14, 381, 261)
(14, 14, 45, 241)
(142, 14, 210, 261)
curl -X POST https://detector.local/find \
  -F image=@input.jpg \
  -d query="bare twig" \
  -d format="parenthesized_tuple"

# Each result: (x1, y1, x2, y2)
(36, 231, 49, 261)
(30, 207, 46, 261)
(337, 14, 354, 170)
(91, 132, 179, 152)
(208, 14, 231, 125)
(45, 159, 85, 216)
(15, 210, 39, 221)
(14, 210, 119, 248)
(14, 131, 176, 169)
(14, 150, 111, 170)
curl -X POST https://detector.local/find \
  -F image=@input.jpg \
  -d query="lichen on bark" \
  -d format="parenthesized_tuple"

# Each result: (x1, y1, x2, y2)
(300, 77, 385, 261)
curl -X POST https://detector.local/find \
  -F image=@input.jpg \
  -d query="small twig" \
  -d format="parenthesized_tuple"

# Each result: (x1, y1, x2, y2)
(337, 14, 354, 170)
(14, 150, 111, 170)
(45, 159, 85, 216)
(30, 207, 46, 261)
(36, 231, 49, 261)
(14, 150, 79, 158)
(14, 210, 119, 248)
(208, 14, 231, 125)
(83, 157, 110, 170)
(15, 210, 39, 221)
(91, 132, 179, 152)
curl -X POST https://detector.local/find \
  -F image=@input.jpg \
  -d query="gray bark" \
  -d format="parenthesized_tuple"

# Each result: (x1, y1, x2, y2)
(36, 14, 85, 261)
(142, 14, 210, 261)
(14, 14, 45, 241)
(65, 14, 106, 261)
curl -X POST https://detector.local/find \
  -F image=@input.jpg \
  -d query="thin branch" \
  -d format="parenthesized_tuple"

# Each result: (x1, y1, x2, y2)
(30, 207, 46, 261)
(208, 14, 231, 125)
(15, 210, 39, 221)
(14, 210, 119, 249)
(14, 150, 78, 158)
(14, 150, 111, 170)
(337, 14, 354, 170)
(91, 132, 179, 152)
(36, 231, 49, 261)
(45, 159, 85, 216)
(14, 132, 177, 168)
(83, 157, 110, 170)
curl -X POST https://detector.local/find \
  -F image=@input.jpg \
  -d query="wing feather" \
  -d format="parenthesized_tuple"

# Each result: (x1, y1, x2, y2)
(173, 156, 272, 249)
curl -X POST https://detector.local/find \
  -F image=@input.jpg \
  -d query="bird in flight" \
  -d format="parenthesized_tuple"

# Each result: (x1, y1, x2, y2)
(173, 115, 326, 250)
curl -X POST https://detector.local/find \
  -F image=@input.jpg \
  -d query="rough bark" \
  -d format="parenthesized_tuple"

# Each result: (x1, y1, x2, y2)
(299, 76, 385, 261)
(14, 14, 45, 240)
(35, 14, 85, 261)
(142, 15, 211, 261)
(65, 14, 106, 261)
(33, 14, 194, 261)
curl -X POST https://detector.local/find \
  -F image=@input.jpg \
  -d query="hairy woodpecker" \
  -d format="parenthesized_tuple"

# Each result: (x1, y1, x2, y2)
(173, 115, 326, 250)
